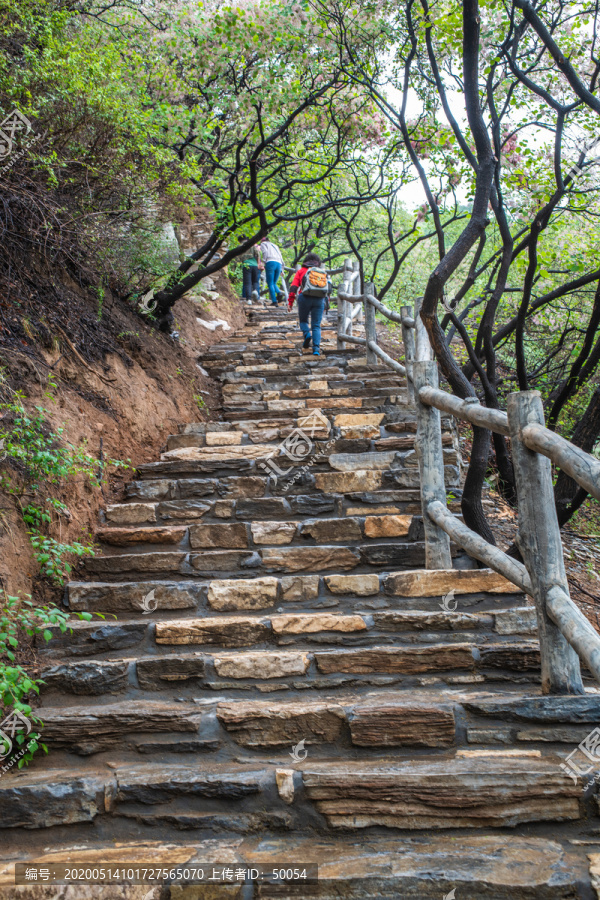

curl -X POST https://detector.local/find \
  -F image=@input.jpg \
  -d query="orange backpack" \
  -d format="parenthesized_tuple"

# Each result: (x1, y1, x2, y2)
(300, 266, 329, 298)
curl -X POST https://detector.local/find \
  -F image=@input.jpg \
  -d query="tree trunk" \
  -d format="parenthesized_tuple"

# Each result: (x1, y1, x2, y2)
(462, 424, 496, 544)
(554, 386, 600, 526)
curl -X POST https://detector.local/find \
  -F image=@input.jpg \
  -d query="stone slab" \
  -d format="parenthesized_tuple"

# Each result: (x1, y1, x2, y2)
(364, 515, 412, 538)
(280, 575, 320, 602)
(0, 770, 106, 829)
(40, 660, 129, 695)
(208, 577, 279, 610)
(299, 518, 362, 542)
(213, 651, 310, 679)
(136, 655, 206, 689)
(216, 701, 345, 748)
(68, 581, 201, 613)
(302, 757, 581, 829)
(314, 471, 383, 493)
(324, 574, 379, 596)
(271, 614, 367, 634)
(349, 703, 455, 747)
(156, 617, 270, 647)
(251, 521, 297, 545)
(105, 503, 157, 526)
(190, 523, 249, 549)
(95, 526, 187, 545)
(261, 546, 360, 573)
(385, 568, 524, 597)
(315, 644, 474, 674)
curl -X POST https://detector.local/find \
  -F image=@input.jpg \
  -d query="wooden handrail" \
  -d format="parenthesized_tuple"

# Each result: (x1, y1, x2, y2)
(428, 501, 600, 683)
(364, 293, 405, 324)
(426, 500, 531, 592)
(522, 422, 600, 503)
(339, 333, 366, 345)
(345, 274, 600, 692)
(546, 586, 600, 682)
(368, 341, 406, 375)
(418, 387, 510, 436)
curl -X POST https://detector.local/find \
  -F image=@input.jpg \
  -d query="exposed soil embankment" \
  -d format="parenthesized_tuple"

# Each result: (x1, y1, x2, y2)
(0, 266, 244, 601)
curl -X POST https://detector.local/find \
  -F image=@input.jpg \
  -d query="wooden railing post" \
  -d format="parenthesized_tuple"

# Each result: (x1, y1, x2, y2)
(364, 282, 378, 365)
(507, 390, 584, 695)
(413, 360, 452, 569)
(401, 305, 415, 403)
(337, 258, 353, 349)
(414, 297, 433, 362)
(352, 259, 362, 326)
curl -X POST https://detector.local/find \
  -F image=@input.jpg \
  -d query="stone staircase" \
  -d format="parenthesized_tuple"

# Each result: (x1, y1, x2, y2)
(2, 305, 600, 898)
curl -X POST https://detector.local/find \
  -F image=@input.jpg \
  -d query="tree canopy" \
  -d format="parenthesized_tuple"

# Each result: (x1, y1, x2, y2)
(1, 0, 600, 539)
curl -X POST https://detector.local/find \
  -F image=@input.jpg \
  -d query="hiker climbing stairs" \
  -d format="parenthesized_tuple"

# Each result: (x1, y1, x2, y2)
(2, 303, 600, 897)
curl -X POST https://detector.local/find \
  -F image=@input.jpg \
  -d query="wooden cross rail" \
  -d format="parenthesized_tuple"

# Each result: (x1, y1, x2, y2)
(334, 262, 600, 695)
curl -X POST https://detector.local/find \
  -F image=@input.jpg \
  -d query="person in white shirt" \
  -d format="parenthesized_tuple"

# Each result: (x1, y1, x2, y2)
(259, 238, 284, 305)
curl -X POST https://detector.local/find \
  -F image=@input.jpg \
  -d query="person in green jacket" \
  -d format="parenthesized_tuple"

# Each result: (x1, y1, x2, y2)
(240, 240, 261, 302)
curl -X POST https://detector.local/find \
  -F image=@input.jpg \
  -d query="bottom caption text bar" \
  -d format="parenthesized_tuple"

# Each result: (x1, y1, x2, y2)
(16, 863, 318, 885)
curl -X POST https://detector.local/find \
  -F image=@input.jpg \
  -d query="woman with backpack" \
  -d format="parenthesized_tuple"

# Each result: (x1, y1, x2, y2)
(287, 252, 331, 356)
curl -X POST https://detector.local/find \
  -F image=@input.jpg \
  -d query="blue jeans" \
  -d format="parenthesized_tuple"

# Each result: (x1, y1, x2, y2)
(264, 260, 282, 304)
(297, 294, 326, 350)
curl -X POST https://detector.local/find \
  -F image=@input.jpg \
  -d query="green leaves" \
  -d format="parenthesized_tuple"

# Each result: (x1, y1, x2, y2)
(0, 589, 99, 767)
(0, 397, 129, 585)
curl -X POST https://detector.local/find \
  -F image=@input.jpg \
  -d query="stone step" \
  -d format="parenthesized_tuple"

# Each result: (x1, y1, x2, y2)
(121, 479, 435, 521)
(37, 631, 542, 695)
(130, 464, 459, 498)
(0, 763, 265, 830)
(220, 392, 407, 411)
(35, 700, 203, 753)
(94, 514, 426, 550)
(222, 400, 408, 421)
(39, 609, 539, 695)
(21, 689, 600, 772)
(0, 753, 585, 835)
(3, 834, 588, 897)
(68, 568, 525, 614)
(83, 542, 434, 579)
(300, 755, 581, 829)
(56, 597, 536, 649)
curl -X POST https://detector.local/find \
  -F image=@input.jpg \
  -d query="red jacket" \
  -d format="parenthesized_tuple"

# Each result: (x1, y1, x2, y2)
(287, 267, 307, 307)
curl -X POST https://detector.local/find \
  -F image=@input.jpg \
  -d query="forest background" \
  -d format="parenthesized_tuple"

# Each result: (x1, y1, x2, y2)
(1, 0, 600, 603)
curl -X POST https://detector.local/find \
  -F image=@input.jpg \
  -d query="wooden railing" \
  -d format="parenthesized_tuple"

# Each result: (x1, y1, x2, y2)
(334, 258, 600, 695)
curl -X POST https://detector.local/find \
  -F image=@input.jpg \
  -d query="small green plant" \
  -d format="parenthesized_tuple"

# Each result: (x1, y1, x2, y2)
(96, 283, 105, 321)
(0, 591, 96, 767)
(0, 397, 127, 586)
(194, 393, 207, 411)
(117, 331, 140, 340)
(28, 534, 96, 586)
